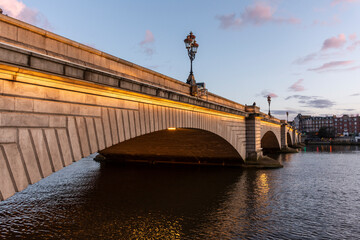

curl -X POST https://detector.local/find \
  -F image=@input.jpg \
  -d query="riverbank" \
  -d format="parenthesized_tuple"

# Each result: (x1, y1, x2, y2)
(306, 141, 360, 146)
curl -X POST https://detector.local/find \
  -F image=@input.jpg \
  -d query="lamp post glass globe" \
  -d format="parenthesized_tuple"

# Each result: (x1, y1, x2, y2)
(184, 32, 199, 85)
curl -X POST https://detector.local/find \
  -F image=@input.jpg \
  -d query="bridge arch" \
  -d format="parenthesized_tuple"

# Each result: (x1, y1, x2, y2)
(261, 131, 281, 154)
(287, 132, 293, 146)
(100, 128, 244, 165)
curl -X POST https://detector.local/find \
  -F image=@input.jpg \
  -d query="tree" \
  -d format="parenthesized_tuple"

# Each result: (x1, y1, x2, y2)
(317, 127, 335, 139)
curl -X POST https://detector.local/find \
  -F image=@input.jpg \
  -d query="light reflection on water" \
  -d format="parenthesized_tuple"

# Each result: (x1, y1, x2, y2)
(1, 146, 360, 239)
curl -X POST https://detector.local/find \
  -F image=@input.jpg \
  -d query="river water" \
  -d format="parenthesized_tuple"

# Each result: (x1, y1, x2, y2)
(1, 145, 360, 239)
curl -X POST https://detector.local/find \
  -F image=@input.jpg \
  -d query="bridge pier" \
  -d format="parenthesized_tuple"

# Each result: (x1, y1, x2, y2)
(243, 106, 283, 168)
(281, 121, 288, 149)
(280, 121, 300, 153)
(245, 111, 262, 161)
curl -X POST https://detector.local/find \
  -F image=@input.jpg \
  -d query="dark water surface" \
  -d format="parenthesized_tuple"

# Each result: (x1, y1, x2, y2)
(1, 146, 360, 239)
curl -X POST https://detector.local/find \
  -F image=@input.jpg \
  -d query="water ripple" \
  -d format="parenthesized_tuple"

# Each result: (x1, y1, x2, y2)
(1, 147, 360, 239)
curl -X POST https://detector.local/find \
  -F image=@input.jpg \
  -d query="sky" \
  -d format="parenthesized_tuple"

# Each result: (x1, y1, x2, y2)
(0, 0, 359, 121)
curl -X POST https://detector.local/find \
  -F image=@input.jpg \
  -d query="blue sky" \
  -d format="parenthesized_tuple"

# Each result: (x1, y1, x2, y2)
(1, 0, 359, 120)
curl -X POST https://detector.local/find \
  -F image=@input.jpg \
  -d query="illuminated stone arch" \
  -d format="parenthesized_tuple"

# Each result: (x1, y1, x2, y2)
(287, 132, 293, 146)
(261, 131, 281, 153)
(100, 128, 245, 165)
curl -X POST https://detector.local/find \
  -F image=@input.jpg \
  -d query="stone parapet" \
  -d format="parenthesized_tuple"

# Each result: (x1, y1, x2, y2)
(0, 43, 247, 117)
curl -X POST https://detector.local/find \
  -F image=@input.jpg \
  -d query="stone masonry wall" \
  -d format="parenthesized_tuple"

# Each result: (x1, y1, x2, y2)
(0, 69, 246, 201)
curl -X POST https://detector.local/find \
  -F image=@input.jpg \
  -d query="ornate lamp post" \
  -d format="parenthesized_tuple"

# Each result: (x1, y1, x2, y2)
(184, 32, 199, 85)
(267, 95, 271, 116)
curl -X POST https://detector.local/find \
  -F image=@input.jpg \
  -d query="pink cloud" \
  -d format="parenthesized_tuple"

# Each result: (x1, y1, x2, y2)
(0, 0, 25, 17)
(308, 60, 354, 72)
(0, 0, 50, 29)
(261, 90, 278, 98)
(349, 33, 357, 41)
(294, 34, 354, 64)
(331, 0, 360, 6)
(321, 34, 347, 50)
(140, 30, 155, 46)
(334, 65, 360, 71)
(216, 2, 300, 29)
(139, 30, 155, 56)
(242, 2, 274, 25)
(268, 93, 278, 98)
(347, 40, 360, 51)
(289, 79, 305, 92)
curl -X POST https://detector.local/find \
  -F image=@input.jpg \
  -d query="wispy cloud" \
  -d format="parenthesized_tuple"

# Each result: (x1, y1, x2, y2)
(293, 32, 360, 66)
(331, 0, 360, 6)
(140, 30, 154, 46)
(308, 60, 354, 72)
(294, 53, 318, 65)
(286, 95, 335, 109)
(307, 99, 335, 108)
(322, 33, 347, 50)
(216, 13, 242, 29)
(139, 30, 155, 56)
(216, 2, 300, 30)
(294, 34, 348, 65)
(350, 93, 360, 96)
(285, 94, 314, 101)
(347, 40, 360, 51)
(260, 90, 278, 98)
(0, 0, 51, 29)
(331, 65, 360, 71)
(289, 79, 305, 92)
(349, 33, 357, 41)
(146, 65, 160, 70)
(242, 2, 275, 25)
(312, 16, 341, 26)
(272, 110, 298, 115)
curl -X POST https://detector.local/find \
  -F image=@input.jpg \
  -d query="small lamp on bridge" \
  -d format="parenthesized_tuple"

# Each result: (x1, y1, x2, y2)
(267, 95, 271, 117)
(286, 111, 289, 122)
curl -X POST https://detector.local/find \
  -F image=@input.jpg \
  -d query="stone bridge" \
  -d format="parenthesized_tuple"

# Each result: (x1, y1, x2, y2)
(0, 14, 300, 201)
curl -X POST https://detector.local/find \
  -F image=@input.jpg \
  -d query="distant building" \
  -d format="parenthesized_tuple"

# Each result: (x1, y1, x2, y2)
(292, 114, 360, 136)
(333, 114, 360, 136)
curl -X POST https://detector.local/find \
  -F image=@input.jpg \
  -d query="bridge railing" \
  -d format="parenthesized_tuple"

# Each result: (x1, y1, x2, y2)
(260, 113, 282, 125)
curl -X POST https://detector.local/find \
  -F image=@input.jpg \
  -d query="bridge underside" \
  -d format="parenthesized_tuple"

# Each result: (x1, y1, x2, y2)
(261, 131, 281, 154)
(99, 128, 244, 166)
(287, 132, 293, 146)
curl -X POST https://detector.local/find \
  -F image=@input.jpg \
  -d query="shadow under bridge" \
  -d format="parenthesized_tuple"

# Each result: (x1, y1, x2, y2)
(99, 128, 244, 166)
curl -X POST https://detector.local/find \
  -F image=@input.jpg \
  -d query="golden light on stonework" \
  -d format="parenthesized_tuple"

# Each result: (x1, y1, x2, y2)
(0, 65, 247, 121)
(168, 127, 176, 131)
